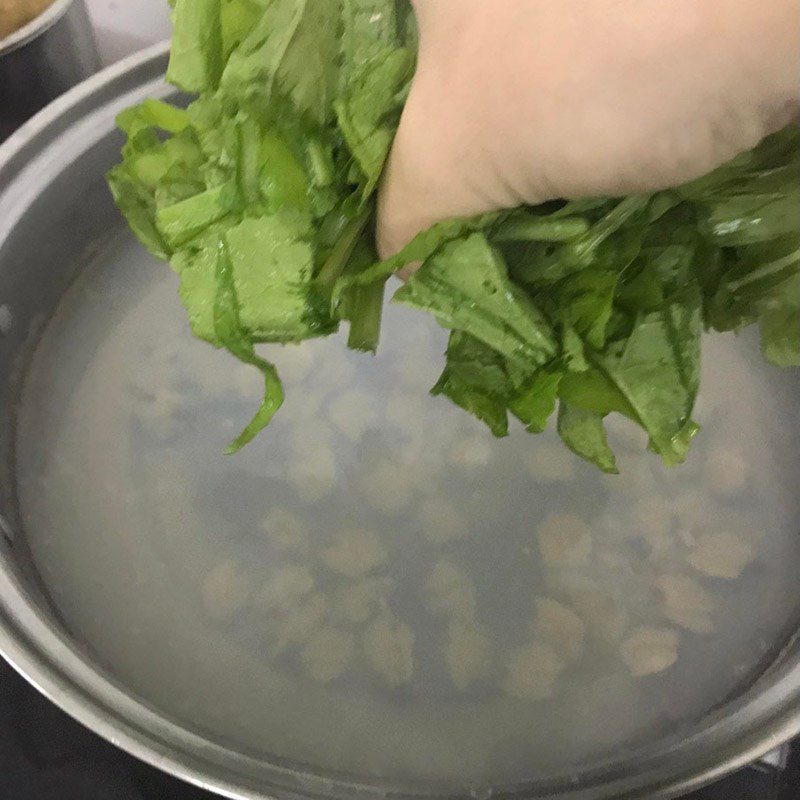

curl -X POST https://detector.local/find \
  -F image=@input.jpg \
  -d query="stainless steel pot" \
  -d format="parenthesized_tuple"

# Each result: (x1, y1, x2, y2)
(1, 44, 800, 800)
(0, 0, 99, 141)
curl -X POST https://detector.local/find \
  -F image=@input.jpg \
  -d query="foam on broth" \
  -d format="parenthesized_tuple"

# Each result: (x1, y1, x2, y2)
(15, 229, 800, 787)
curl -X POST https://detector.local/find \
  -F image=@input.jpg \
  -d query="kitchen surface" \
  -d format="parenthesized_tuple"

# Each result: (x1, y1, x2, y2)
(1, 3, 799, 799)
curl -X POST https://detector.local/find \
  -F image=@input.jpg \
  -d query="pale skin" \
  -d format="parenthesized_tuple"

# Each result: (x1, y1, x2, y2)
(377, 0, 800, 260)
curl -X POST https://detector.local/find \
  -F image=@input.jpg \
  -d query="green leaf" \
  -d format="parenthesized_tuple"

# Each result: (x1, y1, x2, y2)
(706, 236, 799, 333)
(393, 233, 557, 368)
(107, 0, 798, 462)
(225, 213, 337, 342)
(759, 273, 800, 367)
(334, 214, 497, 305)
(221, 0, 341, 125)
(431, 372, 509, 438)
(106, 165, 170, 259)
(430, 330, 551, 437)
(156, 180, 241, 249)
(340, 0, 398, 65)
(431, 331, 509, 437)
(591, 299, 702, 466)
(336, 0, 412, 197)
(213, 240, 284, 453)
(509, 368, 563, 433)
(258, 129, 311, 213)
(509, 214, 645, 287)
(561, 320, 589, 373)
(566, 195, 651, 267)
(335, 48, 413, 195)
(698, 190, 800, 247)
(116, 99, 190, 145)
(558, 367, 636, 419)
(441, 330, 520, 397)
(557, 403, 619, 474)
(679, 127, 800, 198)
(557, 268, 618, 349)
(167, 0, 224, 93)
(221, 0, 267, 60)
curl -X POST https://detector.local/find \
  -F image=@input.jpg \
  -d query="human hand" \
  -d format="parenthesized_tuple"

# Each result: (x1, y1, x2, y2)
(377, 0, 800, 259)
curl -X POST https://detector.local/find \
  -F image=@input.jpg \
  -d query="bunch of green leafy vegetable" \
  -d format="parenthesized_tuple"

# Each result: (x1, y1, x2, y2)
(108, 0, 799, 470)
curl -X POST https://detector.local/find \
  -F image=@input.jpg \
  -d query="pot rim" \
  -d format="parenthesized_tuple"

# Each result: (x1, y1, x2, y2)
(1, 41, 799, 800)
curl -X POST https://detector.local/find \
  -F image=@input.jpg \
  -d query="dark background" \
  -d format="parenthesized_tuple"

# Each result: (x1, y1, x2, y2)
(1, 658, 798, 800)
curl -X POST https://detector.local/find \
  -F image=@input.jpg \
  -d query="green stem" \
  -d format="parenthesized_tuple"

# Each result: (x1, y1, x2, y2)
(346, 280, 386, 353)
(314, 206, 371, 291)
(493, 216, 590, 243)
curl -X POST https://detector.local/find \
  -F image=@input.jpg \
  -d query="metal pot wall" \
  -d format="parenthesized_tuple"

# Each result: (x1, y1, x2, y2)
(1, 45, 799, 800)
(0, 0, 99, 141)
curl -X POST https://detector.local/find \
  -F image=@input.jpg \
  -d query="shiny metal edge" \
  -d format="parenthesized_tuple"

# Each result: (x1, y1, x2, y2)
(0, 41, 799, 800)
(0, 40, 170, 172)
(0, 0, 76, 55)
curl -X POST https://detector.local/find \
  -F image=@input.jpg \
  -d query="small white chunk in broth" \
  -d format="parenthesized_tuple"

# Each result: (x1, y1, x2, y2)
(688, 530, 755, 579)
(605, 415, 649, 453)
(405, 454, 440, 495)
(363, 615, 415, 686)
(289, 448, 336, 503)
(320, 530, 387, 578)
(657, 574, 715, 634)
(279, 392, 323, 425)
(202, 560, 252, 622)
(291, 419, 335, 457)
(603, 457, 656, 496)
(533, 597, 586, 662)
(444, 621, 492, 690)
(631, 496, 674, 547)
(361, 459, 414, 514)
(260, 508, 310, 553)
(620, 627, 679, 677)
(691, 389, 721, 422)
(233, 363, 263, 398)
(301, 627, 354, 683)
(328, 389, 378, 441)
(536, 513, 591, 568)
(275, 344, 314, 383)
(594, 549, 635, 576)
(566, 587, 630, 644)
(277, 593, 329, 649)
(426, 560, 478, 620)
(704, 448, 749, 496)
(673, 491, 719, 531)
(255, 565, 315, 611)
(315, 352, 357, 393)
(169, 343, 231, 396)
(134, 388, 183, 441)
(419, 496, 468, 544)
(504, 642, 564, 701)
(332, 578, 394, 626)
(522, 442, 575, 483)
(447, 436, 493, 470)
(385, 393, 426, 437)
(394, 353, 430, 387)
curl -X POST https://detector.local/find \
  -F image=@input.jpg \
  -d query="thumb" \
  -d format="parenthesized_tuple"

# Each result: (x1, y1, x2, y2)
(376, 2, 519, 260)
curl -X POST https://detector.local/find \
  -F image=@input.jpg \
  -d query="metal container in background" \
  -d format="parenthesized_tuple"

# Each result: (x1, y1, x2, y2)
(0, 0, 99, 141)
